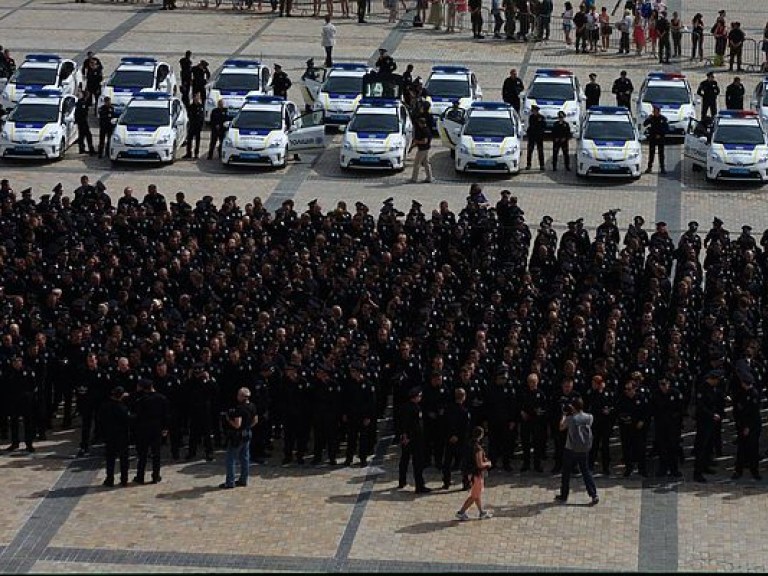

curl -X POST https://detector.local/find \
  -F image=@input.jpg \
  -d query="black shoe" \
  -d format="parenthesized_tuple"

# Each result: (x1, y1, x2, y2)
(120, 479, 128, 487)
(752, 473, 762, 481)
(151, 476, 162, 484)
(328, 459, 337, 466)
(235, 479, 247, 487)
(185, 453, 196, 461)
(297, 456, 305, 465)
(693, 474, 707, 483)
(344, 458, 353, 466)
(565, 166, 571, 171)
(182, 153, 192, 159)
(415, 486, 432, 494)
(5, 444, 19, 452)
(26, 445, 35, 453)
(103, 479, 115, 487)
(554, 494, 567, 502)
(590, 496, 600, 506)
(669, 471, 683, 479)
(282, 456, 292, 465)
(359, 458, 367, 467)
(551, 466, 561, 474)
(219, 482, 235, 489)
(660, 168, 667, 174)
(397, 481, 407, 489)
(310, 457, 322, 465)
(442, 482, 450, 489)
(133, 477, 145, 485)
(644, 167, 652, 174)
(703, 467, 716, 474)
(204, 453, 214, 462)
(623, 469, 632, 478)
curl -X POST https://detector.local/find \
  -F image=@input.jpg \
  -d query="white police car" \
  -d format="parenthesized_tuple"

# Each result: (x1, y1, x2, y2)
(750, 77, 768, 127)
(222, 95, 325, 167)
(0, 54, 82, 110)
(99, 57, 178, 114)
(684, 110, 768, 183)
(0, 89, 78, 160)
(205, 59, 271, 122)
(424, 66, 482, 129)
(438, 102, 521, 174)
(340, 98, 412, 171)
(577, 106, 642, 179)
(635, 72, 696, 137)
(308, 63, 371, 128)
(109, 92, 187, 164)
(520, 69, 584, 138)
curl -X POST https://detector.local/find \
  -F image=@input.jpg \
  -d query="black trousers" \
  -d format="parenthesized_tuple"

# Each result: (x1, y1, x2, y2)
(98, 126, 113, 157)
(78, 399, 95, 451)
(135, 432, 162, 481)
(552, 140, 570, 169)
(691, 31, 703, 59)
(324, 46, 333, 68)
(345, 416, 374, 462)
(647, 138, 665, 169)
(77, 123, 95, 153)
(619, 31, 630, 53)
(105, 441, 130, 483)
(312, 409, 339, 462)
(693, 421, 715, 475)
(526, 138, 545, 168)
(187, 412, 213, 458)
(734, 427, 761, 475)
(729, 47, 743, 70)
(399, 440, 426, 489)
(423, 418, 443, 466)
(471, 11, 483, 37)
(357, 0, 366, 22)
(283, 412, 310, 459)
(589, 419, 612, 471)
(9, 404, 35, 448)
(207, 127, 225, 159)
(520, 419, 546, 467)
(441, 439, 468, 486)
(701, 99, 717, 119)
(619, 423, 647, 474)
(186, 127, 202, 157)
(279, 0, 292, 15)
(488, 420, 514, 467)
(658, 35, 671, 62)
(655, 422, 681, 475)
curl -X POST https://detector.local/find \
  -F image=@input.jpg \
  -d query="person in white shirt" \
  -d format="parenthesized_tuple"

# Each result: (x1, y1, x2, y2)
(321, 15, 337, 68)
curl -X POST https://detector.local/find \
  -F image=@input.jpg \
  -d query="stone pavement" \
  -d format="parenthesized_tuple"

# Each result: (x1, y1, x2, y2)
(1, 0, 768, 572)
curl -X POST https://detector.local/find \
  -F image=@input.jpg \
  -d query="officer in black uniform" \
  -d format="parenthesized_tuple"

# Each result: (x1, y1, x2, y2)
(525, 105, 546, 171)
(398, 386, 431, 493)
(441, 387, 471, 489)
(179, 50, 193, 106)
(271, 63, 292, 99)
(502, 68, 525, 112)
(75, 90, 96, 155)
(486, 366, 518, 472)
(184, 93, 205, 159)
(98, 386, 131, 487)
(519, 372, 547, 472)
(185, 364, 217, 461)
(421, 370, 450, 468)
(97, 96, 116, 159)
(5, 356, 37, 452)
(584, 73, 601, 109)
(207, 99, 227, 160)
(311, 362, 342, 466)
(131, 378, 169, 485)
(643, 104, 669, 174)
(611, 70, 633, 109)
(585, 374, 614, 475)
(732, 369, 762, 480)
(693, 370, 725, 482)
(551, 110, 572, 171)
(191, 60, 210, 102)
(282, 363, 312, 465)
(696, 71, 720, 119)
(725, 77, 745, 110)
(652, 378, 684, 478)
(343, 361, 377, 466)
(615, 380, 649, 477)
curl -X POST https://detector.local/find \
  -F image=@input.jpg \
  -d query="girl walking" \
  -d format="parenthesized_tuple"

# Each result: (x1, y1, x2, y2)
(455, 427, 493, 521)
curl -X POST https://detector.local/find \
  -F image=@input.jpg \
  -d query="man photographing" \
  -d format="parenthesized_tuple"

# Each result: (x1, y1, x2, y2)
(555, 398, 599, 505)
(220, 387, 258, 489)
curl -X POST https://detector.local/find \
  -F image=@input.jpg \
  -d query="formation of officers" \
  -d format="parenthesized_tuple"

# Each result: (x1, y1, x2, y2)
(0, 177, 765, 490)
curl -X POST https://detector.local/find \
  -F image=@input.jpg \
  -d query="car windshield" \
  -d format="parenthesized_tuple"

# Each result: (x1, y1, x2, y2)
(713, 124, 765, 146)
(119, 106, 170, 126)
(109, 69, 155, 88)
(528, 81, 575, 101)
(233, 110, 283, 130)
(642, 85, 690, 104)
(322, 75, 363, 95)
(214, 72, 261, 92)
(463, 115, 515, 137)
(584, 119, 636, 140)
(348, 112, 399, 133)
(9, 103, 59, 123)
(13, 67, 58, 86)
(426, 78, 470, 99)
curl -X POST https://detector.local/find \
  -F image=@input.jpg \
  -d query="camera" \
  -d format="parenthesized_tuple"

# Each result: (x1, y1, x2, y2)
(563, 404, 574, 416)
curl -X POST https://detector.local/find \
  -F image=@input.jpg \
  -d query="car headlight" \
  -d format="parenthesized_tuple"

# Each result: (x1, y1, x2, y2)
(503, 146, 518, 156)
(758, 154, 768, 164)
(224, 137, 233, 147)
(112, 133, 122, 144)
(581, 149, 594, 158)
(710, 151, 723, 162)
(42, 133, 56, 142)
(156, 135, 171, 145)
(566, 110, 578, 117)
(343, 141, 353, 150)
(388, 144, 400, 152)
(627, 151, 640, 160)
(268, 140, 282, 149)
(459, 145, 469, 155)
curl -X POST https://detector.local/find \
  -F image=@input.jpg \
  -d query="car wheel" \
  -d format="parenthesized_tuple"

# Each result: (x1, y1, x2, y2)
(691, 163, 702, 172)
(168, 142, 177, 165)
(450, 149, 456, 159)
(57, 138, 66, 161)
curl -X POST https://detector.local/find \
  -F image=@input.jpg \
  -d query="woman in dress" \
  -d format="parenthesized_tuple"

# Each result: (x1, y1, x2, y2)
(562, 1, 574, 46)
(598, 6, 611, 52)
(455, 427, 493, 521)
(633, 12, 646, 56)
(647, 9, 658, 57)
(690, 13, 704, 61)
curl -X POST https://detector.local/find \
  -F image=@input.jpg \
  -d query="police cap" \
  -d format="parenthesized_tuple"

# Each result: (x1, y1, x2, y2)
(688, 221, 699, 229)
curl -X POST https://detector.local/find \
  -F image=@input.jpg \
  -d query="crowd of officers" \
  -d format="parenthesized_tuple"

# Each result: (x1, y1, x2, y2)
(0, 178, 765, 488)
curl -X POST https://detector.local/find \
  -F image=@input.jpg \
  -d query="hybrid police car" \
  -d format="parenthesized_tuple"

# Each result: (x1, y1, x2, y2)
(684, 110, 768, 183)
(0, 89, 78, 160)
(340, 98, 412, 171)
(308, 63, 371, 128)
(204, 59, 271, 122)
(438, 102, 522, 174)
(222, 95, 325, 167)
(424, 66, 483, 129)
(99, 57, 178, 114)
(109, 92, 188, 164)
(635, 72, 696, 137)
(520, 69, 585, 138)
(750, 76, 768, 127)
(577, 106, 642, 178)
(0, 54, 82, 110)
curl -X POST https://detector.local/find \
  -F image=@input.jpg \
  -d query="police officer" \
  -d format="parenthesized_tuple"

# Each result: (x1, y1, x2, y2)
(502, 68, 525, 112)
(693, 370, 726, 482)
(185, 364, 217, 462)
(75, 90, 96, 155)
(697, 71, 720, 119)
(184, 93, 205, 159)
(725, 77, 745, 110)
(131, 378, 169, 485)
(525, 105, 546, 171)
(271, 63, 292, 99)
(98, 386, 131, 487)
(732, 370, 762, 480)
(398, 387, 431, 494)
(615, 380, 649, 477)
(191, 60, 210, 103)
(5, 356, 37, 453)
(585, 374, 614, 475)
(643, 104, 668, 174)
(179, 50, 193, 106)
(207, 99, 227, 160)
(656, 11, 671, 64)
(421, 370, 450, 468)
(551, 110, 572, 171)
(343, 361, 377, 467)
(311, 362, 342, 466)
(282, 363, 313, 465)
(584, 72, 601, 109)
(441, 387, 471, 489)
(519, 372, 547, 472)
(97, 96, 115, 159)
(611, 70, 633, 109)
(486, 366, 517, 472)
(652, 378, 684, 478)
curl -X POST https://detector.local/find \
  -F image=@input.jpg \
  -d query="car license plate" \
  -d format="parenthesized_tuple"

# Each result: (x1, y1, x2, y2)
(329, 114, 348, 121)
(477, 159, 496, 166)
(127, 149, 149, 156)
(360, 155, 378, 163)
(731, 168, 749, 174)
(600, 163, 620, 170)
(241, 153, 261, 159)
(15, 145, 33, 152)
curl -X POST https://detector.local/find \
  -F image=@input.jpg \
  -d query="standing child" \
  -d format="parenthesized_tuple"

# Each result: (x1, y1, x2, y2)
(455, 426, 493, 520)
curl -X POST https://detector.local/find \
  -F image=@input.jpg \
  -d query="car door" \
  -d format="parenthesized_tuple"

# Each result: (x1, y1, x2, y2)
(751, 82, 763, 112)
(683, 118, 708, 166)
(437, 106, 466, 149)
(287, 109, 326, 152)
(172, 99, 187, 144)
(470, 73, 482, 100)
(156, 63, 170, 93)
(300, 67, 326, 108)
(401, 104, 413, 148)
(62, 96, 77, 145)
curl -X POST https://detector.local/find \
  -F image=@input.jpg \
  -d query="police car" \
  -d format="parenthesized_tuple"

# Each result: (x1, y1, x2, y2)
(635, 72, 696, 137)
(204, 59, 271, 122)
(520, 69, 584, 137)
(424, 66, 482, 129)
(0, 89, 78, 160)
(750, 76, 768, 127)
(577, 106, 642, 179)
(438, 102, 521, 174)
(99, 57, 178, 114)
(0, 54, 82, 110)
(340, 98, 412, 171)
(222, 95, 325, 167)
(684, 110, 768, 183)
(307, 63, 371, 127)
(109, 92, 187, 164)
